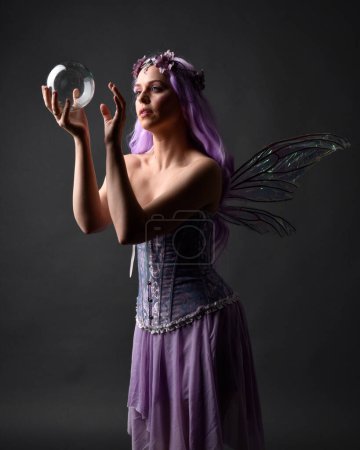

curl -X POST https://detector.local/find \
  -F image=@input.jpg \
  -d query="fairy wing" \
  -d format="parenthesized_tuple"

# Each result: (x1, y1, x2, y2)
(216, 133, 350, 236)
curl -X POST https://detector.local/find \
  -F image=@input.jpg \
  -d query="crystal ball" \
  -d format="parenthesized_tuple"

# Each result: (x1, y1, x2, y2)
(46, 61, 95, 110)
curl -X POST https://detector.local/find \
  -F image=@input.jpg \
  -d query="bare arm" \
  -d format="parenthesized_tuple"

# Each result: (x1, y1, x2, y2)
(127, 158, 222, 244)
(72, 134, 112, 234)
(104, 142, 143, 243)
(100, 82, 222, 245)
(41, 85, 112, 234)
(106, 143, 221, 244)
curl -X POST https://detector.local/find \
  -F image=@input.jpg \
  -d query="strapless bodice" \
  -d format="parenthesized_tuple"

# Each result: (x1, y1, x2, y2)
(130, 210, 240, 334)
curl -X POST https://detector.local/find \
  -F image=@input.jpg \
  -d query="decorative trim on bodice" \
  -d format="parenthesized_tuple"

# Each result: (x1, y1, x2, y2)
(135, 292, 242, 334)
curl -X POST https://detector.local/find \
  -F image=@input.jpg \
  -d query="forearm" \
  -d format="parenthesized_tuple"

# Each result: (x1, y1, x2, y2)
(72, 134, 103, 233)
(105, 143, 145, 243)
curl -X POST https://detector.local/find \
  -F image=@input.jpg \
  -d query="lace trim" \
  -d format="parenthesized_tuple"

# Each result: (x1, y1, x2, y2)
(135, 293, 241, 334)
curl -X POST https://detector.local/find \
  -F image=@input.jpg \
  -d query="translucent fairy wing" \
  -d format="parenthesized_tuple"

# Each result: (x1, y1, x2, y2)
(216, 205, 296, 237)
(226, 133, 350, 202)
(217, 133, 350, 236)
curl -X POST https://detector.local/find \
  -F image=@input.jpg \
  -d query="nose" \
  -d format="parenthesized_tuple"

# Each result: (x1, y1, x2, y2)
(137, 91, 150, 104)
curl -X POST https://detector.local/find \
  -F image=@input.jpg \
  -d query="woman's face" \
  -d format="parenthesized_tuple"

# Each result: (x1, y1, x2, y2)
(134, 65, 184, 133)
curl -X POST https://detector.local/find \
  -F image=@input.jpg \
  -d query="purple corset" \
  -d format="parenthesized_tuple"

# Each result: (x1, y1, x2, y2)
(132, 210, 240, 334)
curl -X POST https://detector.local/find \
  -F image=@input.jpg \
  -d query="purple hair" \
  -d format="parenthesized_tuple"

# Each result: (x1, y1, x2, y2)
(127, 52, 235, 263)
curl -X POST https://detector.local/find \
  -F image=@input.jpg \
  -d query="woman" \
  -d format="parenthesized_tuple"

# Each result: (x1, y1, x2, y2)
(41, 50, 349, 450)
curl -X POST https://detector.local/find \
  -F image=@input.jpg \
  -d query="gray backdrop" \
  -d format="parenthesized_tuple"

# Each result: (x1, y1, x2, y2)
(0, 0, 359, 449)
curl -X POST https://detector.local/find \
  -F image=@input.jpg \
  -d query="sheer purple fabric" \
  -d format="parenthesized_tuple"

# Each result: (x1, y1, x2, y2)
(127, 299, 265, 450)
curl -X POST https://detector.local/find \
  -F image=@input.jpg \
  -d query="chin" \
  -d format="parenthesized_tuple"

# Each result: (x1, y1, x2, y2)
(139, 116, 155, 126)
(140, 122, 155, 132)
(140, 120, 163, 133)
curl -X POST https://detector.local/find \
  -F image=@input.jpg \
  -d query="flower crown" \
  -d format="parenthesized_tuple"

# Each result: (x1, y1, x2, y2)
(132, 50, 205, 91)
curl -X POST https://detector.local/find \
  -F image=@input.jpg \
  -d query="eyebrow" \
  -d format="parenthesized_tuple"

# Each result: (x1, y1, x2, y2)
(133, 79, 166, 88)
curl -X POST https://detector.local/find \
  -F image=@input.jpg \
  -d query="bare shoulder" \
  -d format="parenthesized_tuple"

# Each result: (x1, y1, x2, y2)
(129, 151, 154, 167)
(116, 153, 140, 181)
(190, 154, 222, 178)
(124, 152, 140, 173)
(186, 154, 222, 212)
(196, 155, 221, 169)
(99, 153, 138, 193)
(175, 152, 222, 195)
(184, 158, 221, 197)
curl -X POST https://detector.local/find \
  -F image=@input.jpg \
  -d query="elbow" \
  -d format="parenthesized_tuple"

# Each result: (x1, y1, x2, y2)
(117, 229, 138, 245)
(77, 218, 110, 235)
(77, 223, 106, 235)
(77, 223, 93, 235)
(117, 217, 145, 245)
(118, 232, 133, 245)
(74, 215, 94, 235)
(117, 228, 128, 245)
(118, 236, 127, 245)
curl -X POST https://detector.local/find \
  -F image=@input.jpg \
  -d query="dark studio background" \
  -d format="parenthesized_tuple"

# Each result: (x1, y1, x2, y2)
(0, 0, 359, 449)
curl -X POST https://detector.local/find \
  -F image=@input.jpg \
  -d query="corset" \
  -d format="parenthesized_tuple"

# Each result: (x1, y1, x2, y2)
(129, 210, 241, 334)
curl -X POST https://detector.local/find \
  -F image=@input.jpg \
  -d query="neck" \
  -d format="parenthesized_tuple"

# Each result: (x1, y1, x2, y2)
(149, 122, 193, 171)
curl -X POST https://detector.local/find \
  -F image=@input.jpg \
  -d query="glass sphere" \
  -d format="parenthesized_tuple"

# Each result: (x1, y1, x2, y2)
(46, 61, 95, 110)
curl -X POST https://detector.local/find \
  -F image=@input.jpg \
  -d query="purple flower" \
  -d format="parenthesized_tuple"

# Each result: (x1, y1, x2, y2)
(132, 55, 147, 79)
(153, 49, 175, 75)
(131, 50, 205, 91)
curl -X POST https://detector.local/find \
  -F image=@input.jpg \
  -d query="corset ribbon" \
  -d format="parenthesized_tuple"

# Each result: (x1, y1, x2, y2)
(129, 244, 136, 278)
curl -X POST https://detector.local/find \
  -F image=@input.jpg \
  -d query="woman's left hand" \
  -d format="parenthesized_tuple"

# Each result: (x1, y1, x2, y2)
(100, 82, 126, 148)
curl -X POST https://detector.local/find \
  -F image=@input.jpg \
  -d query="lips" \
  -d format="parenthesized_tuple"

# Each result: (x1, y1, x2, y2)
(139, 108, 153, 117)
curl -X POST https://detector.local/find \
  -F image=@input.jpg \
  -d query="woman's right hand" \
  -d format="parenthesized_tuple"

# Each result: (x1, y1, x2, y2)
(41, 86, 90, 139)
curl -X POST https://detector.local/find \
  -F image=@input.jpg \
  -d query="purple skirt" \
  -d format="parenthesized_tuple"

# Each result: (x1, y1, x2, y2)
(127, 299, 265, 450)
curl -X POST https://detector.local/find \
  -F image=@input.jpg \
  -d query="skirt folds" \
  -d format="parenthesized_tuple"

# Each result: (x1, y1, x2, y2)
(127, 298, 265, 450)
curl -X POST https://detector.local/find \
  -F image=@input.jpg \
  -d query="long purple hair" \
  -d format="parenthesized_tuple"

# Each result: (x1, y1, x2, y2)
(127, 52, 235, 263)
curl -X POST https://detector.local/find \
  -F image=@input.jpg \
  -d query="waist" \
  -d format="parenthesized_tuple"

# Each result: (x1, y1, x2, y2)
(135, 269, 235, 333)
(135, 292, 241, 334)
